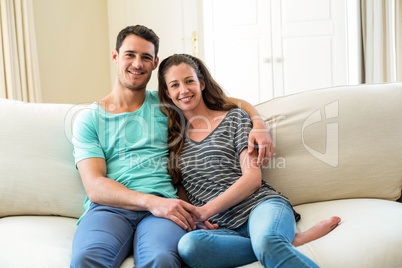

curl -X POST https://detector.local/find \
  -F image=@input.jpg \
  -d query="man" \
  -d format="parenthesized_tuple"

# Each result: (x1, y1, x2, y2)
(70, 25, 273, 268)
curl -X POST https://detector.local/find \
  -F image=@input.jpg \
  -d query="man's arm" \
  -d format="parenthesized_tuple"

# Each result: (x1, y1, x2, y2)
(228, 97, 274, 166)
(77, 158, 200, 231)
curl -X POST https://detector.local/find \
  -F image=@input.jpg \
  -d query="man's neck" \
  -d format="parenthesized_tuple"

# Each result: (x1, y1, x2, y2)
(98, 87, 147, 114)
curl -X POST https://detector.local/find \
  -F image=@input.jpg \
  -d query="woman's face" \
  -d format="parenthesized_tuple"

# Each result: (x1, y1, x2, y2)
(164, 63, 205, 113)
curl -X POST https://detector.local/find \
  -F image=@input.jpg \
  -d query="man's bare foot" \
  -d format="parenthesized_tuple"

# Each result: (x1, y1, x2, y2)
(292, 216, 341, 247)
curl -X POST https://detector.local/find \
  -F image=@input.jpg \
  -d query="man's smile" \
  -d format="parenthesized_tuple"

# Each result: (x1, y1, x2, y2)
(128, 70, 144, 75)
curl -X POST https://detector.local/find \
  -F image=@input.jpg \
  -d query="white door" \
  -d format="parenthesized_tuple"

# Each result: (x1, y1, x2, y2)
(203, 0, 272, 104)
(203, 0, 349, 104)
(273, 0, 348, 97)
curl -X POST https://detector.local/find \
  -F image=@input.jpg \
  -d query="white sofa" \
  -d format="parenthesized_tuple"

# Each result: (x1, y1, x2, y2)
(1, 83, 402, 268)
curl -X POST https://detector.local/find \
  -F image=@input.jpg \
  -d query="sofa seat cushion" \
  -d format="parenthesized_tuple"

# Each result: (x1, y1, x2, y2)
(0, 202, 401, 268)
(0, 216, 77, 268)
(238, 198, 402, 268)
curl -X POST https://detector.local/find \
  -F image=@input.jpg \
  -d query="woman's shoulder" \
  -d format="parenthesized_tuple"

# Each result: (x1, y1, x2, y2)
(227, 107, 250, 120)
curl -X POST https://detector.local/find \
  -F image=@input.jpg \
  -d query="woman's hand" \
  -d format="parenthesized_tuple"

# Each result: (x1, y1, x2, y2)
(195, 221, 219, 230)
(193, 205, 213, 222)
(189, 206, 218, 231)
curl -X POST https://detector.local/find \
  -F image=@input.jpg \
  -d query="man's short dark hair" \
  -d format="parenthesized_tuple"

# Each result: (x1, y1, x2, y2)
(115, 25, 160, 57)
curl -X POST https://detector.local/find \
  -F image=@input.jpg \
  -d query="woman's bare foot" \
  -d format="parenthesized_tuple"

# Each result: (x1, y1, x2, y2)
(292, 216, 341, 247)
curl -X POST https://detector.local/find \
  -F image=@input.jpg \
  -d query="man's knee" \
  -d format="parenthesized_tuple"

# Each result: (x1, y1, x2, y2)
(136, 250, 182, 268)
(71, 247, 105, 268)
(156, 251, 181, 267)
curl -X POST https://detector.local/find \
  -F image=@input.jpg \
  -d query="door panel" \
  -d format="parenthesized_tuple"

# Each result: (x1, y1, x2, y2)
(214, 40, 261, 104)
(271, 0, 347, 96)
(203, 0, 348, 104)
(212, 0, 258, 26)
(282, 37, 333, 95)
(203, 0, 272, 104)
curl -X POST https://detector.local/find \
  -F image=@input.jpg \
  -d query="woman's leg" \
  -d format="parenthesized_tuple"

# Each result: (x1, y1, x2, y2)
(178, 228, 257, 268)
(292, 216, 341, 247)
(248, 198, 319, 268)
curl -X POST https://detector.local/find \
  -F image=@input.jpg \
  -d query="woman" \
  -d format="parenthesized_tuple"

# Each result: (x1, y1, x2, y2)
(158, 54, 340, 268)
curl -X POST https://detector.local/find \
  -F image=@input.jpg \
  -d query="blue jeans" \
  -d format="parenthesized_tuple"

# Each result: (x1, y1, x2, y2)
(178, 198, 318, 268)
(70, 203, 186, 268)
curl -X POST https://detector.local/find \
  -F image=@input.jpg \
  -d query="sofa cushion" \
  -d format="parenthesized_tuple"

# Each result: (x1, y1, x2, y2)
(255, 83, 402, 205)
(296, 199, 402, 268)
(0, 98, 86, 218)
(238, 199, 402, 268)
(3, 199, 398, 268)
(0, 216, 77, 268)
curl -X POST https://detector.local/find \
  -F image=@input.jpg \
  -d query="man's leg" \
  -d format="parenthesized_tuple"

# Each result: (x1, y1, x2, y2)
(133, 215, 186, 268)
(70, 204, 136, 268)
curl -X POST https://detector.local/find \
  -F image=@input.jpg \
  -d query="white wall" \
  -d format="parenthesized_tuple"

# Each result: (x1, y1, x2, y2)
(32, 0, 203, 103)
(32, 0, 364, 104)
(32, 0, 111, 104)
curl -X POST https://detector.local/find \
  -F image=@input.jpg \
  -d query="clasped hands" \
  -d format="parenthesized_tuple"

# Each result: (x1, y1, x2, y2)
(150, 198, 217, 232)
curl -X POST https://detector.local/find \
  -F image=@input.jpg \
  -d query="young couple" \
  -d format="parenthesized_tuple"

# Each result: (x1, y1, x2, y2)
(71, 25, 340, 268)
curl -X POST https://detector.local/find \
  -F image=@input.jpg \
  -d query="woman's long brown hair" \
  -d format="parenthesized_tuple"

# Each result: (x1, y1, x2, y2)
(158, 54, 237, 184)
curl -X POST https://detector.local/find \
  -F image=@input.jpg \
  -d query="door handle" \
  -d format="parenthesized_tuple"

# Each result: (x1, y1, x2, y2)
(192, 31, 198, 57)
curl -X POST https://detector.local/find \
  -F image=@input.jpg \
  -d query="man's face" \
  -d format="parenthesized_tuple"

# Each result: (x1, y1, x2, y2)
(113, 34, 159, 91)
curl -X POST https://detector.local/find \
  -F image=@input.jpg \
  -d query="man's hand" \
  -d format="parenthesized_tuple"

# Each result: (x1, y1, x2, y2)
(248, 125, 274, 167)
(147, 197, 201, 232)
(226, 97, 274, 167)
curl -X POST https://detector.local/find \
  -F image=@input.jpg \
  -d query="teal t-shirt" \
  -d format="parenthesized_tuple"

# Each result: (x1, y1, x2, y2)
(72, 91, 177, 222)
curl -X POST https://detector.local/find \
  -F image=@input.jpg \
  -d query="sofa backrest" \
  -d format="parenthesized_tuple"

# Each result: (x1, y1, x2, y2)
(255, 83, 402, 206)
(1, 83, 402, 217)
(0, 99, 86, 218)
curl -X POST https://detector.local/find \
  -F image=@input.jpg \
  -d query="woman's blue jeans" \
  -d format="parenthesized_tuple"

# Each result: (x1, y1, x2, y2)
(70, 203, 186, 268)
(178, 198, 318, 268)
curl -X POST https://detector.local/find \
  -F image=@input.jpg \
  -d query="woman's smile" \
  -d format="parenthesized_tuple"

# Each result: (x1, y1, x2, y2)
(179, 95, 194, 103)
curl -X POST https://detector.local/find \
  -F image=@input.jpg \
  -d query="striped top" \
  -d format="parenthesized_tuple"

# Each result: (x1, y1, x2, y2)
(180, 108, 289, 229)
